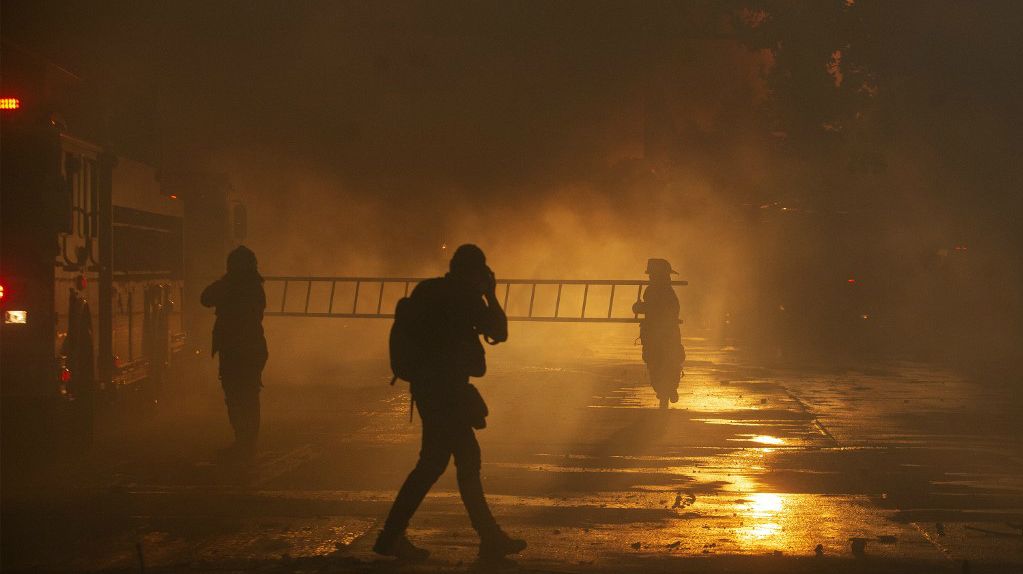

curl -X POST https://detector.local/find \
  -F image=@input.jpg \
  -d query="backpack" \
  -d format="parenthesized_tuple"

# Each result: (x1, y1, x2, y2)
(389, 295, 430, 384)
(390, 277, 486, 384)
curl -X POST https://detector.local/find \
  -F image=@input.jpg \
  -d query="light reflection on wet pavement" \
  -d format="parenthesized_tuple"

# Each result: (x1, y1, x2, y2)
(3, 335, 1022, 572)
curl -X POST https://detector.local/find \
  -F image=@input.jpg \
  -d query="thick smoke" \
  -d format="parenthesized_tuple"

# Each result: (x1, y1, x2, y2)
(5, 1, 1020, 380)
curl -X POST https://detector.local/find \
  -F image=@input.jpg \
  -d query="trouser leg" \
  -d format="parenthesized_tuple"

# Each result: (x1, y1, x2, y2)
(646, 363, 670, 399)
(647, 359, 681, 398)
(451, 425, 500, 538)
(382, 412, 451, 536)
(223, 384, 242, 440)
(222, 384, 259, 445)
(236, 388, 260, 446)
(220, 354, 265, 448)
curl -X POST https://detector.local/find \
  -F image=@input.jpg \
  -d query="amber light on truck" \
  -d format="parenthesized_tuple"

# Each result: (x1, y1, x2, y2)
(0, 97, 21, 110)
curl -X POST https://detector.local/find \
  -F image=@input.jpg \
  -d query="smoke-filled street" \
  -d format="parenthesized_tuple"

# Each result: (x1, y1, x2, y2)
(4, 331, 1021, 573)
(4, 2, 1023, 573)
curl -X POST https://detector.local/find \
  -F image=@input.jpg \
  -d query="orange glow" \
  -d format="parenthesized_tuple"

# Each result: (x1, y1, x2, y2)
(0, 283, 5, 301)
(827, 51, 843, 87)
(0, 97, 21, 110)
(169, 194, 178, 200)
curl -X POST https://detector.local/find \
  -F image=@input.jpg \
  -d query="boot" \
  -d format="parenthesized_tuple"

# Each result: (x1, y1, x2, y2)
(373, 530, 430, 561)
(479, 530, 527, 560)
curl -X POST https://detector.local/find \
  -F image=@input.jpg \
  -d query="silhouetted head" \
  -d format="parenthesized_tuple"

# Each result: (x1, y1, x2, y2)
(645, 258, 677, 283)
(448, 244, 491, 292)
(450, 244, 487, 275)
(226, 245, 262, 280)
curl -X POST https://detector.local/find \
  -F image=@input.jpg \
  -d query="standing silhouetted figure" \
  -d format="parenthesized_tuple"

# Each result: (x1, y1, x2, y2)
(375, 244, 526, 562)
(201, 246, 268, 459)
(632, 258, 685, 409)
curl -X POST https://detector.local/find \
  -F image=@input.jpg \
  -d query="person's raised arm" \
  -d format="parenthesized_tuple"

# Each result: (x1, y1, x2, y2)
(478, 271, 508, 343)
(200, 278, 226, 308)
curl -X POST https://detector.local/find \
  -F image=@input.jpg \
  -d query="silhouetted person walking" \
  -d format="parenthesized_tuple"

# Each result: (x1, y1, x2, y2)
(201, 246, 268, 459)
(375, 244, 526, 562)
(632, 258, 685, 409)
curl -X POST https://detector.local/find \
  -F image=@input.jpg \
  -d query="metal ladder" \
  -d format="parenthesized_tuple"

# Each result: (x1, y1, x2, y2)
(263, 276, 686, 323)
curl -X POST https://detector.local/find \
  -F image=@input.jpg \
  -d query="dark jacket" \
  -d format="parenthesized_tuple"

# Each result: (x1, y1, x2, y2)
(633, 282, 683, 363)
(408, 275, 507, 395)
(201, 273, 268, 359)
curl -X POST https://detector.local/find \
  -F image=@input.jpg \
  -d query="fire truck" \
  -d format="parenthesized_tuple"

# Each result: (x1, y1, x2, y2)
(1, 45, 239, 451)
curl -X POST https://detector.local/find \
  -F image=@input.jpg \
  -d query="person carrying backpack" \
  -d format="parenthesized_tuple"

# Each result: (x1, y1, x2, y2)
(375, 244, 526, 562)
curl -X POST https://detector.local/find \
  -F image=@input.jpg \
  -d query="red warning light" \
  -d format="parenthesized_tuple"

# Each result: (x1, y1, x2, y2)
(60, 368, 72, 383)
(847, 278, 856, 285)
(168, 194, 178, 200)
(0, 283, 5, 302)
(0, 97, 21, 110)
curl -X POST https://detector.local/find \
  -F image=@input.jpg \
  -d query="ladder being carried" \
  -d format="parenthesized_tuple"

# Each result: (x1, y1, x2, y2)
(263, 276, 687, 323)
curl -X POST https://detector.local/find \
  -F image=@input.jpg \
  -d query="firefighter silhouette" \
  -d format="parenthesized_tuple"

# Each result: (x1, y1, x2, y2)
(632, 258, 685, 408)
(201, 246, 267, 459)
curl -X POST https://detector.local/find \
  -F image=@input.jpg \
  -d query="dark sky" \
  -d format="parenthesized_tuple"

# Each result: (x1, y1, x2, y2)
(4, 0, 1022, 355)
(4, 1, 1022, 229)
(1, 1, 749, 187)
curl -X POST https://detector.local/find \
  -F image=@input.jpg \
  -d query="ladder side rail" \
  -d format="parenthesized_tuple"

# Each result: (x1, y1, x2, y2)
(263, 276, 427, 283)
(509, 316, 640, 323)
(495, 279, 687, 286)
(266, 312, 642, 323)
(263, 276, 687, 287)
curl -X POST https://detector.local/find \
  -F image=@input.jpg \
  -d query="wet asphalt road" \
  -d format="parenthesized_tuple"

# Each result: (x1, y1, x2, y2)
(3, 333, 1022, 573)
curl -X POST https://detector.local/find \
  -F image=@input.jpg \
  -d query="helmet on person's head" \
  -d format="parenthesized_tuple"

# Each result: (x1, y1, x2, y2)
(227, 245, 259, 275)
(645, 258, 677, 276)
(450, 244, 487, 275)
